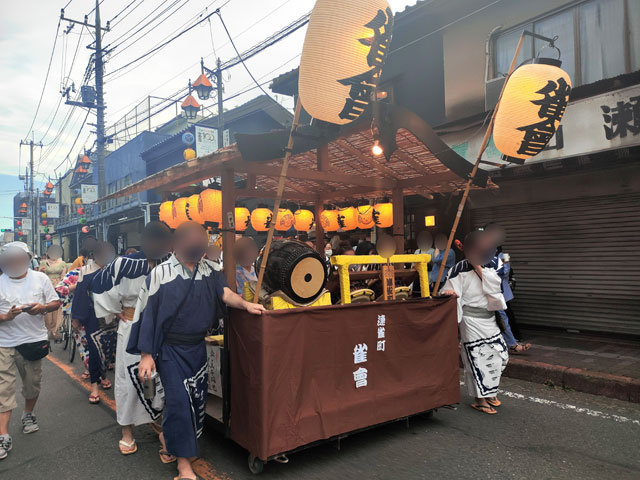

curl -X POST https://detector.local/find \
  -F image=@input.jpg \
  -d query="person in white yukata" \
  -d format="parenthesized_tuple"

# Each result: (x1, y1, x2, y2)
(133, 222, 265, 480)
(441, 230, 509, 415)
(91, 222, 173, 458)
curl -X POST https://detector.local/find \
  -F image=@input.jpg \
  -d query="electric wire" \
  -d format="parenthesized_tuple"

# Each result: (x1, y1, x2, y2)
(24, 18, 62, 140)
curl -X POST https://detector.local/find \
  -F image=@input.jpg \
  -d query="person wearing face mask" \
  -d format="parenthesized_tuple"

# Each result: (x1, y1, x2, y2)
(0, 242, 61, 460)
(38, 245, 68, 341)
(91, 222, 173, 459)
(440, 230, 508, 416)
(129, 222, 265, 480)
(71, 241, 117, 405)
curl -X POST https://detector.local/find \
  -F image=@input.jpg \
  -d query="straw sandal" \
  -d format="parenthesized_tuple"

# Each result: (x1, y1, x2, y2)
(119, 439, 138, 455)
(159, 449, 177, 464)
(471, 404, 497, 415)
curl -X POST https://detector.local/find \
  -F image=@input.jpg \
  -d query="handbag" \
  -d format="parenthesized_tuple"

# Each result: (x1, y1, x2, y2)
(15, 340, 50, 361)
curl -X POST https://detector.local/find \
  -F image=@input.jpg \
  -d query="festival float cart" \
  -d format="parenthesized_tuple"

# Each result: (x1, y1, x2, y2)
(101, 0, 571, 472)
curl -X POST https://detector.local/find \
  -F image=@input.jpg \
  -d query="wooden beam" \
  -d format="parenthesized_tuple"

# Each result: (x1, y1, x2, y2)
(317, 144, 330, 171)
(228, 160, 396, 189)
(315, 200, 325, 254)
(397, 172, 460, 189)
(234, 188, 311, 201)
(221, 168, 236, 289)
(392, 187, 405, 254)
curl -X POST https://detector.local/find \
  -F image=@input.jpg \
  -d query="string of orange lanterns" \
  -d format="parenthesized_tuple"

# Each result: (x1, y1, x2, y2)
(158, 189, 394, 232)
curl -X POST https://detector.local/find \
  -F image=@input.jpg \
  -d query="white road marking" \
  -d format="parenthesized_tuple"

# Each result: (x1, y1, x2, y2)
(497, 389, 640, 427)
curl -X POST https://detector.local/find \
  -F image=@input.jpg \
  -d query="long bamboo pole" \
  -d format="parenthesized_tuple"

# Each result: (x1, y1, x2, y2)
(433, 32, 526, 294)
(253, 100, 303, 302)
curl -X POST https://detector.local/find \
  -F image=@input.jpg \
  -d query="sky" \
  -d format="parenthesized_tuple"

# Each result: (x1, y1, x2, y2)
(0, 0, 418, 230)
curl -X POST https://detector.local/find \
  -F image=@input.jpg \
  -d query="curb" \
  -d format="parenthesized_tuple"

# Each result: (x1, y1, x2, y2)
(503, 358, 640, 403)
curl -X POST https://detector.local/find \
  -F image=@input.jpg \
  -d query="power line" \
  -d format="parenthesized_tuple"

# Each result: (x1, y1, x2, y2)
(24, 18, 62, 139)
(110, 0, 138, 25)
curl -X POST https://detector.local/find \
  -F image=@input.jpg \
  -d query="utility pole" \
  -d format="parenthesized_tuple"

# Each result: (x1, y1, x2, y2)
(19, 140, 42, 255)
(216, 58, 224, 149)
(60, 1, 110, 203)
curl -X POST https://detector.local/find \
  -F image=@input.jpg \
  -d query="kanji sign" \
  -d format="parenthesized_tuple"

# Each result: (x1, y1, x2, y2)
(81, 184, 98, 204)
(601, 96, 640, 139)
(46, 203, 59, 219)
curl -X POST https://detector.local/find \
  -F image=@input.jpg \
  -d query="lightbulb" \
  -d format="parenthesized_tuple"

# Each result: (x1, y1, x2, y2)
(372, 140, 383, 156)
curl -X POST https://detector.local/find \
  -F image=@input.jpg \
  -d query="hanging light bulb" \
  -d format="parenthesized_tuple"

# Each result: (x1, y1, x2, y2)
(372, 139, 383, 156)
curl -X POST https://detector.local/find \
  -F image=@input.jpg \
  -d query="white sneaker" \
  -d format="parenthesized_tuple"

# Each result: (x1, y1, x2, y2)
(0, 435, 12, 460)
(22, 412, 39, 434)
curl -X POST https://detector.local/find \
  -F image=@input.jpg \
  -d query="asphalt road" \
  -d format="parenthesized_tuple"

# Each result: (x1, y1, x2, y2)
(1, 343, 639, 480)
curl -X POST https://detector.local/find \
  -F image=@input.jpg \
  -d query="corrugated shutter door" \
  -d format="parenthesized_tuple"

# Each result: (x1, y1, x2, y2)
(473, 193, 640, 336)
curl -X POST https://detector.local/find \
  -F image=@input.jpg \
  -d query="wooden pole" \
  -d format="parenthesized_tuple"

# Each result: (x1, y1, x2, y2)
(392, 187, 404, 255)
(315, 145, 329, 254)
(253, 100, 303, 302)
(433, 32, 526, 294)
(221, 168, 236, 289)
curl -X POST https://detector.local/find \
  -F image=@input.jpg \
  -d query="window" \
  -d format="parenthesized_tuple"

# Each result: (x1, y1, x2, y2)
(493, 0, 639, 86)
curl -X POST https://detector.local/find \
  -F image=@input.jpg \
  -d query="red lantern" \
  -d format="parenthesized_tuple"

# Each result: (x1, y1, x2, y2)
(77, 207, 85, 215)
(45, 234, 52, 240)
(81, 226, 90, 234)
(16, 221, 21, 227)
(41, 220, 48, 226)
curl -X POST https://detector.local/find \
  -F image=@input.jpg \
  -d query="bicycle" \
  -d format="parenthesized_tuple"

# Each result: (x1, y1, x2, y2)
(59, 312, 76, 363)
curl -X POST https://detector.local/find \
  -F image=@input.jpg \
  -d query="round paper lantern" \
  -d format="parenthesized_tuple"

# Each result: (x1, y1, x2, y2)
(75, 198, 82, 205)
(18, 231, 23, 236)
(337, 206, 358, 231)
(373, 202, 393, 228)
(77, 207, 85, 215)
(172, 197, 190, 227)
(45, 234, 52, 240)
(41, 220, 48, 226)
(235, 207, 251, 232)
(159, 201, 178, 229)
(293, 209, 314, 231)
(20, 203, 27, 208)
(183, 148, 196, 161)
(356, 205, 374, 229)
(319, 210, 340, 232)
(199, 189, 222, 223)
(298, 0, 393, 124)
(81, 226, 90, 234)
(16, 221, 21, 227)
(185, 194, 205, 224)
(251, 208, 273, 232)
(493, 59, 572, 160)
(275, 209, 294, 231)
(80, 218, 87, 225)
(43, 227, 49, 233)
(182, 132, 195, 145)
(41, 212, 47, 218)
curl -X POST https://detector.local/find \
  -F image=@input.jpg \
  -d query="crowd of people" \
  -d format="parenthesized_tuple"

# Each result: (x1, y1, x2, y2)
(0, 219, 528, 476)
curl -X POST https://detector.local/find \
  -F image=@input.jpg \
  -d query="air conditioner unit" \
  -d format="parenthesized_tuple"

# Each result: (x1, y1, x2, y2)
(485, 76, 505, 111)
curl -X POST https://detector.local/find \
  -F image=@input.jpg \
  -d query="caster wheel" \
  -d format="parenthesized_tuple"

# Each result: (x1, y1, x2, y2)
(248, 454, 264, 474)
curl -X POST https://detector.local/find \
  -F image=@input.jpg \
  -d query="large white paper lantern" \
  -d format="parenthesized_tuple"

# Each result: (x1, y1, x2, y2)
(298, 0, 393, 125)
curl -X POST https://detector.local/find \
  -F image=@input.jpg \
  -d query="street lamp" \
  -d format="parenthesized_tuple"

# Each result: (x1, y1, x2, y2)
(181, 83, 201, 120)
(193, 73, 213, 101)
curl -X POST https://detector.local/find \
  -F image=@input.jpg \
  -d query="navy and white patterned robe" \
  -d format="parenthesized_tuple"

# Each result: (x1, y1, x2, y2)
(92, 252, 161, 425)
(442, 260, 508, 398)
(128, 254, 228, 458)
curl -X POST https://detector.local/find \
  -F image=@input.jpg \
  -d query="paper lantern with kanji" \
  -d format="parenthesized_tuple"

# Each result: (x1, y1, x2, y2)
(159, 201, 178, 229)
(298, 0, 393, 125)
(172, 197, 190, 227)
(293, 209, 314, 231)
(275, 209, 294, 231)
(493, 59, 572, 161)
(185, 194, 204, 224)
(337, 206, 358, 231)
(251, 208, 273, 232)
(199, 189, 222, 224)
(373, 202, 393, 228)
(320, 210, 340, 232)
(235, 207, 251, 232)
(356, 205, 374, 229)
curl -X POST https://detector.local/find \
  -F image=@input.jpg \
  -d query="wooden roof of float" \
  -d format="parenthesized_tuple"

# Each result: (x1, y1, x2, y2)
(102, 125, 495, 203)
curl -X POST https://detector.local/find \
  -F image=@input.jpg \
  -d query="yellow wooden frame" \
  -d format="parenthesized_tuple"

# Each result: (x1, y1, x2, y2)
(330, 254, 431, 304)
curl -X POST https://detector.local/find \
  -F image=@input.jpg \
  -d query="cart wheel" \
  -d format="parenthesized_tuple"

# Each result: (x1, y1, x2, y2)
(248, 454, 264, 474)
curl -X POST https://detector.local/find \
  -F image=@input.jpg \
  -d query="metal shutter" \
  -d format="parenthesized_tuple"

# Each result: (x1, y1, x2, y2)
(473, 193, 640, 336)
